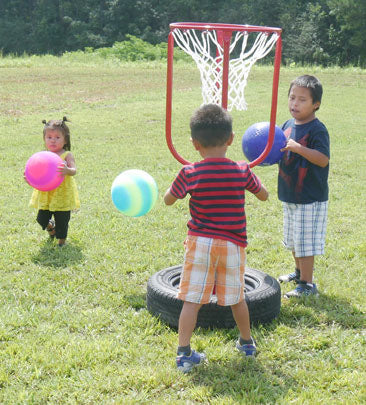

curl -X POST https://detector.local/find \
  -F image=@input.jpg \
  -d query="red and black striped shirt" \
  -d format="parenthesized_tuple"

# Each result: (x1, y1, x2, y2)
(170, 158, 262, 247)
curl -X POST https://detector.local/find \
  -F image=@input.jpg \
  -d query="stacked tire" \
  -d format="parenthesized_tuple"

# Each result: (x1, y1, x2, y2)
(147, 265, 281, 329)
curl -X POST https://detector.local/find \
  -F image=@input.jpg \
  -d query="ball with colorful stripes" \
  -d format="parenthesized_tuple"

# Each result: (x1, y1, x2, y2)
(111, 169, 158, 217)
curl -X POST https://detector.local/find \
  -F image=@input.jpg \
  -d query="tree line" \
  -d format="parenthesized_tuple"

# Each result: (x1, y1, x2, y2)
(0, 0, 365, 67)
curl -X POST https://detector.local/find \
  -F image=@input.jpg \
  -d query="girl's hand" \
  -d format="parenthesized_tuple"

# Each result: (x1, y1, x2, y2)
(60, 152, 77, 176)
(24, 171, 31, 185)
(57, 162, 76, 176)
(57, 162, 68, 176)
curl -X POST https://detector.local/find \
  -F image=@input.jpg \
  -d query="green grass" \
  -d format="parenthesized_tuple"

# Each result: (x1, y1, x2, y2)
(0, 57, 365, 404)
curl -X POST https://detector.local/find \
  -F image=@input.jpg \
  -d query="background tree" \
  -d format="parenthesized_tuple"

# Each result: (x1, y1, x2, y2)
(0, 0, 365, 67)
(327, 0, 366, 65)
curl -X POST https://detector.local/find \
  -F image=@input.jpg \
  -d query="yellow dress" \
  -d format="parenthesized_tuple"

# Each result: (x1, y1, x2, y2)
(29, 151, 80, 211)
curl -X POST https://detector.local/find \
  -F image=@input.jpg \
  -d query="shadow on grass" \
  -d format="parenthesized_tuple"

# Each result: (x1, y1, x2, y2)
(124, 293, 147, 311)
(180, 295, 365, 402)
(31, 239, 84, 268)
(190, 357, 296, 403)
(277, 293, 365, 329)
(143, 282, 364, 332)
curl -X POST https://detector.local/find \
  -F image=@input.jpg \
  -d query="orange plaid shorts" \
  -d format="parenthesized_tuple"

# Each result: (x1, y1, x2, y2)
(178, 235, 246, 306)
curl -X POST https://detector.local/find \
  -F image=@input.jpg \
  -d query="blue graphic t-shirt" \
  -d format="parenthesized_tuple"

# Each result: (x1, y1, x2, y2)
(278, 118, 330, 204)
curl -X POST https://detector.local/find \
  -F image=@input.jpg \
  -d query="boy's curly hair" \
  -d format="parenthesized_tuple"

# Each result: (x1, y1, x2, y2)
(190, 104, 232, 148)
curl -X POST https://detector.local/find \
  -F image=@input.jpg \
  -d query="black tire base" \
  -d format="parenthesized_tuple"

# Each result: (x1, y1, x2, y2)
(147, 265, 281, 329)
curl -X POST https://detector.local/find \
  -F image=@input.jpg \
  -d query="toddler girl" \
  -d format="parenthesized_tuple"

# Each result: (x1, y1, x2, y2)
(29, 117, 80, 247)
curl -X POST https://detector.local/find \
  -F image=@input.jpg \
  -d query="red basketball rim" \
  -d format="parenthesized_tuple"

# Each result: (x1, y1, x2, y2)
(165, 22, 282, 168)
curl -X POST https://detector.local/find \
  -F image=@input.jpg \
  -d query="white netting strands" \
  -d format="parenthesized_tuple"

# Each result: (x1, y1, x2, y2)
(166, 23, 282, 167)
(172, 28, 279, 111)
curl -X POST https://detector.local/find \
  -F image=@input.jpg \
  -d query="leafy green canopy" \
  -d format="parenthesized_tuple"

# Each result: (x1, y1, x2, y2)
(0, 0, 365, 66)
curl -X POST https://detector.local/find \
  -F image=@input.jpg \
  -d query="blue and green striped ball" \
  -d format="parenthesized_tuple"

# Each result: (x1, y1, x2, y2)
(111, 169, 158, 217)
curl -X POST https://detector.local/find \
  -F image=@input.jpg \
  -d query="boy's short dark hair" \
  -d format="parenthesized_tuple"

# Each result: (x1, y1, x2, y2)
(289, 75, 323, 111)
(190, 104, 232, 148)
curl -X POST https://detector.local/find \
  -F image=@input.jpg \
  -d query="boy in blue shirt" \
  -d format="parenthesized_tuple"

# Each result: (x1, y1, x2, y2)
(277, 75, 330, 298)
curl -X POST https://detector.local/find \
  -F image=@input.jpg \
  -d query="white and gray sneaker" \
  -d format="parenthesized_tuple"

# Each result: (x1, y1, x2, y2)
(278, 268, 300, 283)
(284, 281, 319, 298)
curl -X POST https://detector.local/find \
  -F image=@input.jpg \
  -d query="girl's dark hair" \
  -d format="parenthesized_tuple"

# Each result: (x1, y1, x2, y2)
(42, 116, 72, 150)
(190, 104, 232, 147)
(288, 75, 323, 111)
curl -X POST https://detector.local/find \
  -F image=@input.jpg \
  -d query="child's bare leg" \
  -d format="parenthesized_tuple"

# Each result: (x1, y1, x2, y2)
(298, 255, 314, 283)
(231, 300, 251, 341)
(178, 301, 202, 347)
(292, 251, 300, 269)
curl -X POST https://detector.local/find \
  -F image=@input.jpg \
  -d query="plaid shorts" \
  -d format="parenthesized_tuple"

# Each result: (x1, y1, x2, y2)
(178, 235, 246, 306)
(283, 201, 328, 257)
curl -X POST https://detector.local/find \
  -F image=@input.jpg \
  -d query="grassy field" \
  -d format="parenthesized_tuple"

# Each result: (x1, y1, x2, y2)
(0, 55, 365, 404)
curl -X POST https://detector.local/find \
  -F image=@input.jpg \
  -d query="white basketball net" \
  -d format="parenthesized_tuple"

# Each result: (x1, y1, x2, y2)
(172, 28, 279, 111)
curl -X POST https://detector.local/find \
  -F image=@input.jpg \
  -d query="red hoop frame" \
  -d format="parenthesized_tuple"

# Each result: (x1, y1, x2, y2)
(165, 22, 283, 167)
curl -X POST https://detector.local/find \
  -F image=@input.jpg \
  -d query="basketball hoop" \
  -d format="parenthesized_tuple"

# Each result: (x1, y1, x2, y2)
(166, 22, 282, 167)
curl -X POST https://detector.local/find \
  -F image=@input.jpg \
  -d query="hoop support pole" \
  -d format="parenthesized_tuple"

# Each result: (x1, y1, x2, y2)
(248, 34, 282, 168)
(166, 31, 189, 165)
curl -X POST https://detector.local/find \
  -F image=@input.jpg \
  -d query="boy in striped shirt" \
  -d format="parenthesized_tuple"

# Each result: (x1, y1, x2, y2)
(164, 104, 268, 372)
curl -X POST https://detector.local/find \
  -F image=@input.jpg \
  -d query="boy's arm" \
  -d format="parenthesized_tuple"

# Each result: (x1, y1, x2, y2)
(254, 185, 269, 201)
(281, 139, 329, 168)
(164, 188, 178, 205)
